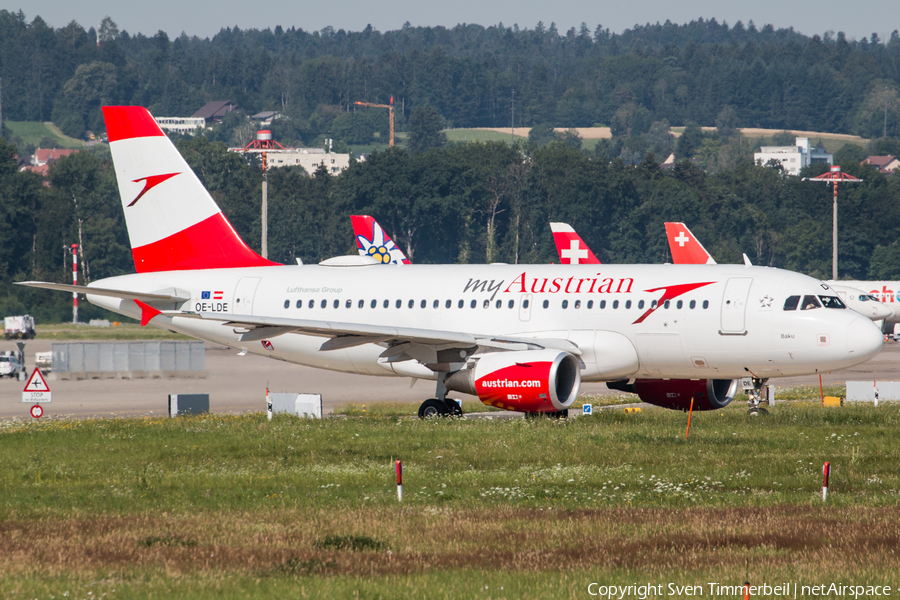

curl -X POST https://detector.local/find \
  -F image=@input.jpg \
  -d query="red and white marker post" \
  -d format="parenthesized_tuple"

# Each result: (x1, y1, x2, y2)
(823, 462, 831, 501)
(396, 460, 403, 502)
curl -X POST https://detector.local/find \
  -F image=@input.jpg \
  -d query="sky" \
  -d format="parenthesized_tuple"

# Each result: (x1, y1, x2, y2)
(3, 0, 896, 42)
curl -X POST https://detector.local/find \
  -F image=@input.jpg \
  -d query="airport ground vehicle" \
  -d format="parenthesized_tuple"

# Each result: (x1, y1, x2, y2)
(3, 315, 35, 339)
(0, 350, 26, 378)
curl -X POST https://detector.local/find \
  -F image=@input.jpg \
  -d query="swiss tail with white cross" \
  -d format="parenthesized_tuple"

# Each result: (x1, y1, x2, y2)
(664, 222, 717, 265)
(549, 223, 600, 265)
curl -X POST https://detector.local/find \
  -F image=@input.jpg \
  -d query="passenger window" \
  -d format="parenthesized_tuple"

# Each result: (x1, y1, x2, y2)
(801, 295, 821, 310)
(638, 300, 644, 309)
(383, 299, 389, 308)
(433, 300, 439, 309)
(542, 300, 549, 309)
(819, 295, 846, 309)
(496, 300, 502, 309)
(562, 300, 569, 309)
(346, 300, 351, 308)
(458, 299, 464, 309)
(523, 299, 530, 309)
(600, 300, 606, 309)
(470, 299, 477, 309)
(783, 296, 800, 311)
(358, 299, 364, 309)
(284, 300, 290, 309)
(651, 300, 658, 309)
(587, 300, 593, 309)
(483, 299, 490, 309)
(612, 300, 619, 309)
(422, 300, 428, 309)
(370, 299, 377, 309)
(296, 300, 303, 309)
(625, 300, 632, 309)
(676, 300, 683, 309)
(664, 300, 670, 309)
(333, 299, 339, 309)
(702, 300, 709, 309)
(689, 300, 696, 309)
(445, 300, 451, 309)
(574, 300, 581, 309)
(309, 300, 315, 309)
(508, 300, 515, 309)
(321, 299, 327, 309)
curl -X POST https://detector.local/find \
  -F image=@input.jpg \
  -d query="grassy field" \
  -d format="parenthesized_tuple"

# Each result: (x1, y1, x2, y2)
(5, 121, 86, 149)
(35, 323, 192, 340)
(2, 400, 899, 598)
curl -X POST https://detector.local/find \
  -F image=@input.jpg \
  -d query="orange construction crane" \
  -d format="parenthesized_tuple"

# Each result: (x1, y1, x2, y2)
(354, 98, 394, 147)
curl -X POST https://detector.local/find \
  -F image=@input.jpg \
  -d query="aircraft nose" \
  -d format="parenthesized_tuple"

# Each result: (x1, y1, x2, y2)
(872, 302, 893, 320)
(847, 317, 884, 362)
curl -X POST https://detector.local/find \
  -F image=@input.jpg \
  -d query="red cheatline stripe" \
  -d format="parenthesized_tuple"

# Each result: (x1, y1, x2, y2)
(103, 106, 167, 142)
(131, 212, 280, 272)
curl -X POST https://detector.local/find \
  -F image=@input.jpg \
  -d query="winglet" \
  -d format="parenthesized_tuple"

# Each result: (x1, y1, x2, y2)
(134, 299, 162, 326)
(549, 222, 600, 265)
(664, 222, 717, 265)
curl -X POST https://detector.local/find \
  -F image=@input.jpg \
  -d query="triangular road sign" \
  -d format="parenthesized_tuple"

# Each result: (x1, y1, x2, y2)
(23, 367, 50, 392)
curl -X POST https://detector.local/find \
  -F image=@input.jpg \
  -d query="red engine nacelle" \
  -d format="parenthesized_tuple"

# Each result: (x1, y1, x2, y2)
(608, 379, 737, 411)
(445, 350, 581, 413)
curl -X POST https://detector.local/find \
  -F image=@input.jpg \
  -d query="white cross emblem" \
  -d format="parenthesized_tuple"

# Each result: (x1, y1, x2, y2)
(560, 239, 589, 264)
(674, 231, 690, 247)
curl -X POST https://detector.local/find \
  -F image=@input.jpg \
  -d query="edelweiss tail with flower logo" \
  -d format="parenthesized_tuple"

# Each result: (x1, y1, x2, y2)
(350, 215, 410, 265)
(102, 106, 278, 273)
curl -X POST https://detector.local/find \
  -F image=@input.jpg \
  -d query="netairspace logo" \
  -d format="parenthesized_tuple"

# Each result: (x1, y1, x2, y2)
(586, 582, 896, 598)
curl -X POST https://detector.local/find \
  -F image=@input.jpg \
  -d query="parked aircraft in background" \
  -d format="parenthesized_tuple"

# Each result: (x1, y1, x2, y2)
(823, 281, 900, 325)
(351, 215, 410, 265)
(18, 107, 884, 420)
(549, 223, 600, 265)
(662, 222, 892, 323)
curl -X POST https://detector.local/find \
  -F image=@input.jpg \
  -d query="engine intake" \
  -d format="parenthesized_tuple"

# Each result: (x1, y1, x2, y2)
(607, 378, 737, 411)
(445, 350, 581, 412)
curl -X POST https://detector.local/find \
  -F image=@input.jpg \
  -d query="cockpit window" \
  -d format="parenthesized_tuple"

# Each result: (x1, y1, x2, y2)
(819, 295, 846, 309)
(783, 295, 800, 311)
(801, 295, 821, 310)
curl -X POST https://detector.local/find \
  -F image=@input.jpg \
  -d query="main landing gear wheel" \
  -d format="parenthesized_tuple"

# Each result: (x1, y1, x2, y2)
(418, 398, 449, 419)
(443, 398, 463, 416)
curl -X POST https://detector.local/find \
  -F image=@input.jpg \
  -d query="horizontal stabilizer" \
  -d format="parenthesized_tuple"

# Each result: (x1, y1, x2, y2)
(15, 281, 191, 303)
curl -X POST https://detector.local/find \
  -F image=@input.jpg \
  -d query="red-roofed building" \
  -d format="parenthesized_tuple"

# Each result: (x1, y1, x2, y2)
(862, 155, 900, 175)
(33, 148, 77, 166)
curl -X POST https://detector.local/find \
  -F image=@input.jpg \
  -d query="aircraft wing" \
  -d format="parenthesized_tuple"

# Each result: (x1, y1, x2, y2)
(175, 311, 581, 364)
(16, 281, 191, 303)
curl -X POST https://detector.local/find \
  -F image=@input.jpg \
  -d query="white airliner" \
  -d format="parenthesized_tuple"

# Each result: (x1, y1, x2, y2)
(18, 107, 884, 418)
(662, 222, 893, 323)
(823, 280, 900, 324)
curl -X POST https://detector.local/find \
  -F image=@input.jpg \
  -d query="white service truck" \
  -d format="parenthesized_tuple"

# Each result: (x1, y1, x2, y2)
(3, 315, 35, 339)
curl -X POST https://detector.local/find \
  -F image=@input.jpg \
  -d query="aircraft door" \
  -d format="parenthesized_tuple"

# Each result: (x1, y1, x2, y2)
(720, 277, 752, 334)
(233, 277, 261, 315)
(519, 294, 533, 322)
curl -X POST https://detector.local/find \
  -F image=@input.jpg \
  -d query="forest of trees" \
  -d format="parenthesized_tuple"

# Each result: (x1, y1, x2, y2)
(0, 11, 899, 147)
(2, 14, 900, 322)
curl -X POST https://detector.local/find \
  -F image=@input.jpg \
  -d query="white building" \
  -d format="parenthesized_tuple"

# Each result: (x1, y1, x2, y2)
(754, 137, 833, 176)
(154, 117, 206, 135)
(267, 149, 352, 176)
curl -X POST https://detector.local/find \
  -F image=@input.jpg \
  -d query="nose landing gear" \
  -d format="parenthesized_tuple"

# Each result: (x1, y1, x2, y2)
(747, 377, 770, 416)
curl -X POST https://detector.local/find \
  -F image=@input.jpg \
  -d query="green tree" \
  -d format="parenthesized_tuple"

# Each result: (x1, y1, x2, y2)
(528, 123, 558, 148)
(407, 105, 447, 154)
